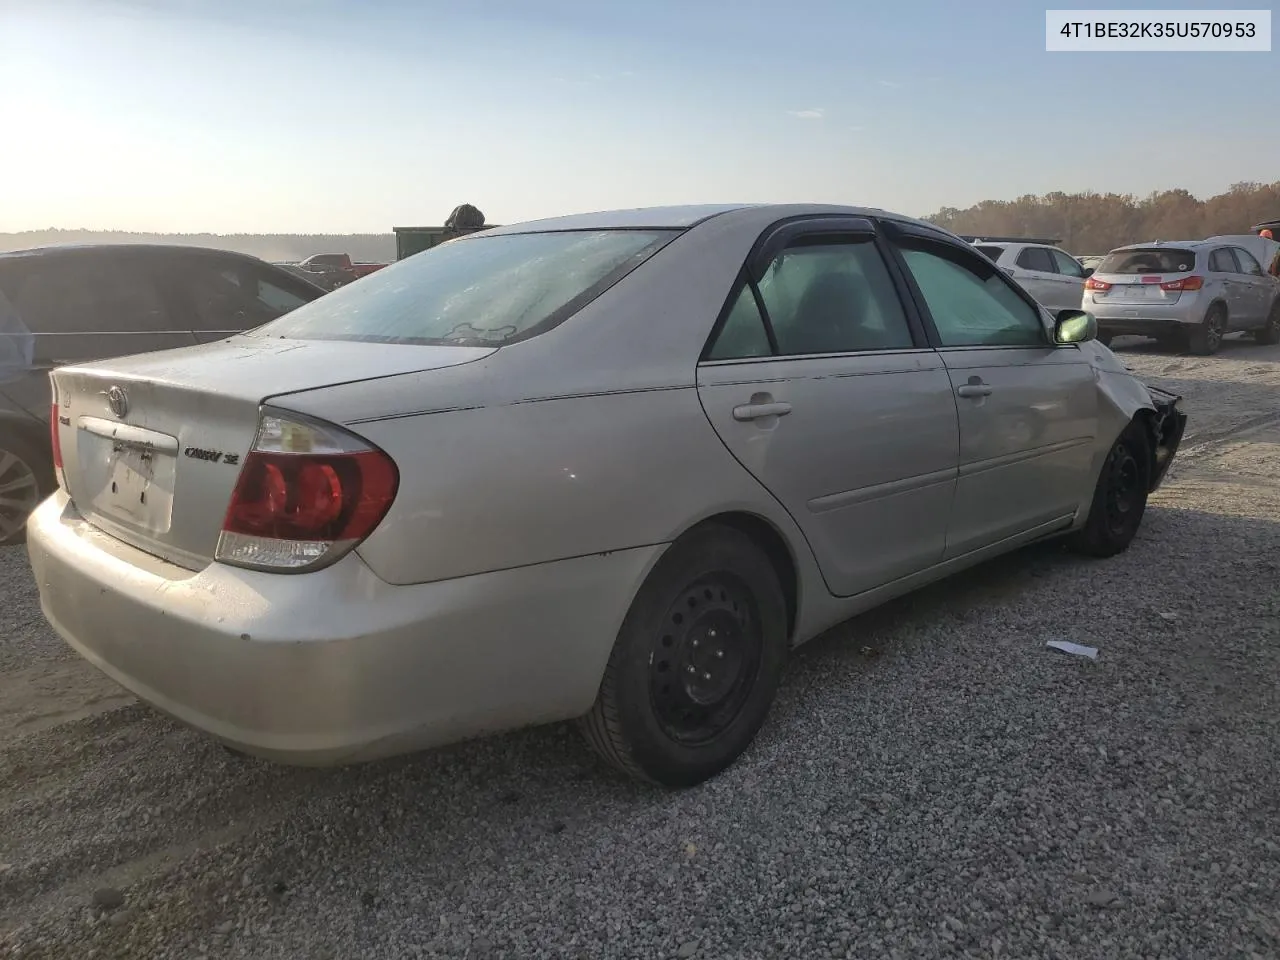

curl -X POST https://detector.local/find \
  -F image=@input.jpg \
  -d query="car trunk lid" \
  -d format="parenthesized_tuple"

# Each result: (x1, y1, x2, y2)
(51, 335, 494, 569)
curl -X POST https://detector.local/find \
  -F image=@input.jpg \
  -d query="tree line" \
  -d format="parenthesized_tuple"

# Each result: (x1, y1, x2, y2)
(0, 230, 397, 264)
(925, 181, 1280, 255)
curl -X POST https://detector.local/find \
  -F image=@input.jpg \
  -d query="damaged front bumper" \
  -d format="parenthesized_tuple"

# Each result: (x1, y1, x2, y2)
(1145, 385, 1188, 491)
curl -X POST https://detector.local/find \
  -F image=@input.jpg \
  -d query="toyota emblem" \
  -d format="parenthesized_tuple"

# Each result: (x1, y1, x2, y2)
(106, 386, 129, 419)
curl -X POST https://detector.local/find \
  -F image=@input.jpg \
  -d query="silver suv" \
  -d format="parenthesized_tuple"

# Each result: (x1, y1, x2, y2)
(965, 237, 1088, 315)
(1085, 241, 1280, 354)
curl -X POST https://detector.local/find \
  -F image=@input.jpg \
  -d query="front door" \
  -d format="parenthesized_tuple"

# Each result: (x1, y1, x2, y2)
(887, 228, 1098, 558)
(696, 222, 959, 598)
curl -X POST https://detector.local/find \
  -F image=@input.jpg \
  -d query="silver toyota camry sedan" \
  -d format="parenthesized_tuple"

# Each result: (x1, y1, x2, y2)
(26, 204, 1187, 786)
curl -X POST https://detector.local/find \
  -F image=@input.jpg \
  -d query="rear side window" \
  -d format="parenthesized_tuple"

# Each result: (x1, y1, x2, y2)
(1208, 249, 1237, 272)
(1, 257, 169, 334)
(1098, 248, 1197, 274)
(1015, 247, 1055, 272)
(755, 240, 914, 355)
(256, 230, 677, 346)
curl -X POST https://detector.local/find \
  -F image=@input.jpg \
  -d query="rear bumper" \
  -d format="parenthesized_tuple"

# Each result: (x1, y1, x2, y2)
(1095, 316, 1194, 338)
(26, 492, 662, 765)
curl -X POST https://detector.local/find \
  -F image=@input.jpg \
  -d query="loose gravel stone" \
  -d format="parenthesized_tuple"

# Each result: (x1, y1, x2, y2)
(1, 340, 1279, 960)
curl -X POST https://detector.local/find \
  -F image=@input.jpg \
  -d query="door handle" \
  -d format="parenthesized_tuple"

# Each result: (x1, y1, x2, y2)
(733, 401, 792, 421)
(955, 382, 992, 398)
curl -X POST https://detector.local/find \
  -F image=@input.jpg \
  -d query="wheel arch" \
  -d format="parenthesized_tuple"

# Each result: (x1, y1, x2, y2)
(677, 511, 800, 643)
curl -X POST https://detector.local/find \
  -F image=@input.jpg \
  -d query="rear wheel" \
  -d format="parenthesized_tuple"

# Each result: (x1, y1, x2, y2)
(578, 524, 788, 787)
(1252, 302, 1280, 345)
(1067, 421, 1151, 558)
(0, 433, 51, 546)
(1188, 304, 1227, 356)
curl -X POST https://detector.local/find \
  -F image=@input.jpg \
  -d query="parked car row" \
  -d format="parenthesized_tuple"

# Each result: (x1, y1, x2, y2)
(275, 253, 388, 292)
(967, 232, 1280, 356)
(21, 203, 1187, 787)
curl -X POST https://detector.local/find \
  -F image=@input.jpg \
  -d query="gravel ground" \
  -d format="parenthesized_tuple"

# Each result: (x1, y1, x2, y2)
(2, 334, 1279, 960)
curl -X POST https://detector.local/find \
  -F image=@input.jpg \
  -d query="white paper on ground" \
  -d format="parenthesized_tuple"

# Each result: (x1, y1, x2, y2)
(1046, 640, 1099, 660)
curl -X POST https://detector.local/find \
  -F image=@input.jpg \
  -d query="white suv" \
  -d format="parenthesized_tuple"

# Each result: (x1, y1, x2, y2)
(965, 236, 1089, 315)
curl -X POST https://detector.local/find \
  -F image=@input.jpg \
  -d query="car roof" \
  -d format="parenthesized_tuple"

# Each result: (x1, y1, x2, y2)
(0, 243, 276, 266)
(470, 202, 936, 238)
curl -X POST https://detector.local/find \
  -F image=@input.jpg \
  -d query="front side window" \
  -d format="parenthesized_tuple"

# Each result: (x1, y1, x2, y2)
(255, 229, 677, 346)
(1050, 249, 1085, 278)
(1232, 248, 1264, 276)
(897, 242, 1046, 348)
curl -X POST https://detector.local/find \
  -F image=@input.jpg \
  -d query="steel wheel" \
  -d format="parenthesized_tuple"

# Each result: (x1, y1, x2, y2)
(1102, 440, 1141, 539)
(1205, 312, 1225, 352)
(648, 574, 762, 746)
(0, 448, 42, 543)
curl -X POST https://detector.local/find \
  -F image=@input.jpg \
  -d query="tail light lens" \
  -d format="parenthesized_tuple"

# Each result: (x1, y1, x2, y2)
(1085, 277, 1112, 291)
(1160, 275, 1203, 292)
(215, 410, 398, 572)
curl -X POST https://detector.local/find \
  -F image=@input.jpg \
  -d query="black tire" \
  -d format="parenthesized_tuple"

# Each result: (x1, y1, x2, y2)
(578, 524, 788, 787)
(1154, 334, 1182, 352)
(1067, 421, 1152, 558)
(1188, 304, 1227, 356)
(1252, 301, 1280, 345)
(0, 431, 53, 547)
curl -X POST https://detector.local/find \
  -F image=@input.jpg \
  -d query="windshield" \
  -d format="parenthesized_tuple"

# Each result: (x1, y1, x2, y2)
(254, 229, 678, 346)
(1098, 248, 1197, 275)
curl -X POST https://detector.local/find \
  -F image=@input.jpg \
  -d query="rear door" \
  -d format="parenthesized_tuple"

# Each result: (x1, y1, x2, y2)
(0, 254, 193, 418)
(884, 223, 1098, 559)
(696, 217, 959, 598)
(1048, 248, 1087, 312)
(1011, 246, 1062, 309)
(1208, 247, 1248, 323)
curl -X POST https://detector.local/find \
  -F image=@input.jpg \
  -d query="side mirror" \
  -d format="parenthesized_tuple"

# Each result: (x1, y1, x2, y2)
(1081, 266, 1095, 279)
(1055, 309, 1097, 344)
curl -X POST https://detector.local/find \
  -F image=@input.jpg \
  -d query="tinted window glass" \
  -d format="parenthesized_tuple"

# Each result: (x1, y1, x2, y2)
(1233, 247, 1264, 276)
(1208, 249, 1236, 272)
(1050, 249, 1085, 278)
(898, 243, 1046, 348)
(3, 258, 168, 334)
(1097, 248, 1196, 274)
(975, 245, 1006, 261)
(754, 240, 914, 355)
(1016, 247, 1055, 272)
(175, 260, 317, 332)
(256, 230, 677, 346)
(706, 286, 771, 360)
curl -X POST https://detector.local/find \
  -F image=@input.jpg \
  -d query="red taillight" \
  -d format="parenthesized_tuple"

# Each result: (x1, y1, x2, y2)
(1085, 276, 1111, 291)
(49, 403, 63, 470)
(215, 412, 398, 572)
(1160, 275, 1203, 292)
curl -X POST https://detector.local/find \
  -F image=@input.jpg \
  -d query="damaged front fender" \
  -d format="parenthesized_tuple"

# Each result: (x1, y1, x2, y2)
(1142, 384, 1188, 492)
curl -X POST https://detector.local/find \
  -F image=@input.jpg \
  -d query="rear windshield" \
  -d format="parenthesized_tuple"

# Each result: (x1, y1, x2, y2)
(974, 245, 1006, 261)
(253, 229, 678, 346)
(1098, 248, 1197, 275)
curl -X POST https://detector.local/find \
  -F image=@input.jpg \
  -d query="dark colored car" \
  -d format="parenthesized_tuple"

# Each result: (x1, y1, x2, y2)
(0, 244, 325, 544)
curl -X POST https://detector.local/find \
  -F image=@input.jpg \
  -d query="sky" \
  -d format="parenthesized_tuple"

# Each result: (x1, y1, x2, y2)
(0, 0, 1276, 233)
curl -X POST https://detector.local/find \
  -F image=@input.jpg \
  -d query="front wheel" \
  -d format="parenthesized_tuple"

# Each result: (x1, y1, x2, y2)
(578, 524, 788, 787)
(1067, 421, 1152, 558)
(1252, 302, 1280, 345)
